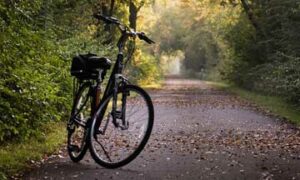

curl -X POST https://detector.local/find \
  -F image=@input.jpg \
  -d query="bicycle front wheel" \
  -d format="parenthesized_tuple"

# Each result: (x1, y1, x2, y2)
(89, 85, 154, 168)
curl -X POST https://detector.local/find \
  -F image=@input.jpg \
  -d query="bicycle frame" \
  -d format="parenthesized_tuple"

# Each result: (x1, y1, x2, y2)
(91, 30, 130, 130)
(88, 14, 154, 131)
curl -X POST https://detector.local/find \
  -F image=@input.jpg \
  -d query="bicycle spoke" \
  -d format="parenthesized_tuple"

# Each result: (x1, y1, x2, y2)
(94, 137, 112, 162)
(127, 110, 147, 121)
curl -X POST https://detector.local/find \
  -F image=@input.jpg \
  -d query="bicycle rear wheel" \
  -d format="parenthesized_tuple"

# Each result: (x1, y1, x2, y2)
(67, 82, 91, 162)
(89, 85, 154, 168)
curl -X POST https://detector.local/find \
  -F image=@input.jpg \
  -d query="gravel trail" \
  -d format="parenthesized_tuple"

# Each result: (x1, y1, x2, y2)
(24, 77, 300, 180)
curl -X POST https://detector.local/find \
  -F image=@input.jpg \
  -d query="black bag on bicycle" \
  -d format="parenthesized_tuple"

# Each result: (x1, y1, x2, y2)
(70, 53, 112, 80)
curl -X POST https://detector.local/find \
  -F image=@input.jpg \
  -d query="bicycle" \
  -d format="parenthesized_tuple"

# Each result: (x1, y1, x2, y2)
(67, 14, 155, 168)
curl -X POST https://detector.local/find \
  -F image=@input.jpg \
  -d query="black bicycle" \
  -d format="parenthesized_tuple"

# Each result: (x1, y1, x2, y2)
(67, 14, 155, 168)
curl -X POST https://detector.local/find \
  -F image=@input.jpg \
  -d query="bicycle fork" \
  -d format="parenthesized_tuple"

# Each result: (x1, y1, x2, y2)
(97, 74, 129, 135)
(112, 74, 129, 130)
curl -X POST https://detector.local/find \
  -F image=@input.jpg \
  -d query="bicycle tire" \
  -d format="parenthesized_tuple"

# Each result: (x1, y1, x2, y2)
(89, 85, 154, 168)
(67, 82, 91, 162)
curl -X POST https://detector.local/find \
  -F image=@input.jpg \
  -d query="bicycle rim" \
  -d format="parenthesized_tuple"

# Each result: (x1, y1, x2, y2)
(67, 83, 91, 162)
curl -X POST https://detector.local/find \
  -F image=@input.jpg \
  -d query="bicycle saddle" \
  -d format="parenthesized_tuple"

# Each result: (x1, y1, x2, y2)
(71, 53, 112, 79)
(87, 56, 112, 70)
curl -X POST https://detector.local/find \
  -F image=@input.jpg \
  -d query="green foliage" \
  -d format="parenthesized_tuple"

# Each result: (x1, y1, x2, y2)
(219, 0, 300, 106)
(0, 171, 7, 180)
(0, 1, 72, 142)
(148, 0, 300, 107)
(126, 50, 162, 86)
(0, 0, 162, 143)
(149, 1, 223, 78)
(0, 0, 91, 142)
(241, 57, 300, 105)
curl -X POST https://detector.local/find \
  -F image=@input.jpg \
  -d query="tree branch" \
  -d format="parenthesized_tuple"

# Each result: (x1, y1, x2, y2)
(240, 0, 260, 32)
(137, 0, 145, 12)
(109, 0, 115, 16)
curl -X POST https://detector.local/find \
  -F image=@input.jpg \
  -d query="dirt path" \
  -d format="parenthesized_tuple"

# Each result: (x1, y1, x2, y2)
(24, 78, 300, 180)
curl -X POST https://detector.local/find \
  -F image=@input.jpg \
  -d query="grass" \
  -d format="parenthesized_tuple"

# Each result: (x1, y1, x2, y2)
(207, 81, 300, 125)
(140, 82, 162, 90)
(0, 122, 66, 179)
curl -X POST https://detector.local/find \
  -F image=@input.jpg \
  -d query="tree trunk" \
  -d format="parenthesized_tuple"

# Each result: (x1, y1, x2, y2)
(129, 0, 138, 30)
(100, 0, 112, 43)
(240, 0, 260, 32)
(101, 1, 109, 16)
(109, 0, 115, 16)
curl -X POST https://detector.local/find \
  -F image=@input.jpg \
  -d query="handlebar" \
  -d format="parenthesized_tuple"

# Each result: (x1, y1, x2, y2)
(93, 13, 155, 44)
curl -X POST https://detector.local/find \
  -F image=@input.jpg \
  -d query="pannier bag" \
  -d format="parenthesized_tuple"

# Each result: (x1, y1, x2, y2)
(71, 53, 112, 80)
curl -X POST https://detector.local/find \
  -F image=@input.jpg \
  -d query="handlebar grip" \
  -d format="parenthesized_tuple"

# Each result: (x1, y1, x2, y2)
(93, 14, 109, 22)
(93, 13, 120, 25)
(143, 36, 155, 44)
(138, 32, 155, 44)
